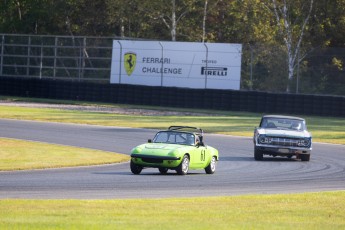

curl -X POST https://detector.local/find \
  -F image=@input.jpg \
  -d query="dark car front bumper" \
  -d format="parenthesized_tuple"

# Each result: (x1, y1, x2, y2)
(130, 154, 181, 160)
(131, 154, 181, 164)
(255, 145, 311, 156)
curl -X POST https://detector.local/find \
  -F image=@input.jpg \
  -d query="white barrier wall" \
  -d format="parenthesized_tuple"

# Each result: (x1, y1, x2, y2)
(110, 40, 242, 90)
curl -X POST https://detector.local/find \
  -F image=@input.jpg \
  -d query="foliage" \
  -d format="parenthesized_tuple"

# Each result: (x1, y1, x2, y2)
(1, 0, 342, 44)
(0, 0, 344, 94)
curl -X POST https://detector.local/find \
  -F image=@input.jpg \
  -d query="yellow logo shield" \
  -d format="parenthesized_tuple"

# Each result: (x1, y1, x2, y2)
(124, 52, 137, 76)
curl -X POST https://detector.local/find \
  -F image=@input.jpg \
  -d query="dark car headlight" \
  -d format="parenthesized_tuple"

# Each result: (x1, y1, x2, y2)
(297, 138, 311, 147)
(258, 135, 272, 144)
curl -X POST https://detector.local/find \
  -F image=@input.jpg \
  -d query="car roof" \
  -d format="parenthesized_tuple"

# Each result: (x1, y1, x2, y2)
(262, 115, 305, 121)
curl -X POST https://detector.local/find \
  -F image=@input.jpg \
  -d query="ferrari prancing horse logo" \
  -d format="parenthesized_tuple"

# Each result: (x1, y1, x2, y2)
(124, 52, 136, 76)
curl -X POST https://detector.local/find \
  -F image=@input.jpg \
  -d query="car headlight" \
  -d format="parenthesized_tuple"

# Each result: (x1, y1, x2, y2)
(131, 147, 143, 154)
(258, 135, 272, 144)
(298, 138, 311, 147)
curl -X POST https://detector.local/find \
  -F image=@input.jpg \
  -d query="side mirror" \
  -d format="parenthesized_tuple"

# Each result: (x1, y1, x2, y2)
(148, 139, 152, 143)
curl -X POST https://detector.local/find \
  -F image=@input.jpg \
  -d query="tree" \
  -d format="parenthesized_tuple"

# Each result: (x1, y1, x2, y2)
(202, 0, 208, 42)
(201, 0, 224, 42)
(105, 0, 145, 38)
(300, 0, 345, 95)
(146, 0, 197, 41)
(265, 0, 314, 92)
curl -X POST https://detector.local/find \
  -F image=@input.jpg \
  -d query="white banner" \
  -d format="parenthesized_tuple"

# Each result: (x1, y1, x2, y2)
(110, 40, 242, 90)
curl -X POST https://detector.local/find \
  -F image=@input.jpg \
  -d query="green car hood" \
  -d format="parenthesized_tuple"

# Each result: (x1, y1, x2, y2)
(132, 143, 190, 156)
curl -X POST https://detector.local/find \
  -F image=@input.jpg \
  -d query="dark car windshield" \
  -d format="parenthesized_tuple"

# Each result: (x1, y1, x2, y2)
(153, 131, 195, 145)
(260, 117, 306, 131)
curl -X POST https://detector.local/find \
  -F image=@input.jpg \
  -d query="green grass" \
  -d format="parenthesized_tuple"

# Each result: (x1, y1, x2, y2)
(0, 97, 344, 229)
(0, 191, 344, 229)
(0, 99, 344, 144)
(0, 138, 129, 171)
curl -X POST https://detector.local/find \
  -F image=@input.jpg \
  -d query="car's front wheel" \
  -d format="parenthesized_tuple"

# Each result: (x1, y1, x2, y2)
(130, 160, 143, 174)
(254, 148, 263, 161)
(205, 156, 217, 174)
(176, 155, 189, 175)
(300, 154, 310, 162)
(159, 167, 168, 174)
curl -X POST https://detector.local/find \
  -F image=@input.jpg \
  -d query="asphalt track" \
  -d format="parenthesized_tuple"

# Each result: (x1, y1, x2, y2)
(0, 119, 344, 199)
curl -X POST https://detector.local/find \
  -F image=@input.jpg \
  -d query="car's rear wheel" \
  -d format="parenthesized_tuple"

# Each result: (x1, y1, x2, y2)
(176, 155, 189, 175)
(130, 160, 143, 174)
(205, 156, 217, 174)
(300, 154, 310, 161)
(159, 167, 168, 174)
(254, 148, 263, 161)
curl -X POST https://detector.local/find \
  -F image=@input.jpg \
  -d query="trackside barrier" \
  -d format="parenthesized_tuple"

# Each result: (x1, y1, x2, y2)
(0, 77, 344, 117)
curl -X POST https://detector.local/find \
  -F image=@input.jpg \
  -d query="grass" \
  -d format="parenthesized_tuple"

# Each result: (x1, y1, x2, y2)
(0, 97, 344, 229)
(0, 99, 344, 144)
(0, 191, 344, 229)
(0, 138, 129, 171)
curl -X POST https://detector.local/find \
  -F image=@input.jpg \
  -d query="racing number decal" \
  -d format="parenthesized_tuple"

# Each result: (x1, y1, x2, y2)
(200, 150, 206, 161)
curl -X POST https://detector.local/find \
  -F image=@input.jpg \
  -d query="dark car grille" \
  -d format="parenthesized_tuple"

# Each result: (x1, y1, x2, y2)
(268, 137, 311, 148)
(142, 158, 163, 163)
(257, 134, 311, 148)
(271, 137, 299, 147)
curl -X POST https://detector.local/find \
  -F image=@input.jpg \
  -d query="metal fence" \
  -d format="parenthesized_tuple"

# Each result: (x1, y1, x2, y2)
(0, 34, 116, 81)
(1, 34, 344, 96)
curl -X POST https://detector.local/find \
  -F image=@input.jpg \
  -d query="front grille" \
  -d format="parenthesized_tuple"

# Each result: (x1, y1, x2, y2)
(257, 134, 311, 148)
(142, 158, 163, 163)
(270, 137, 299, 147)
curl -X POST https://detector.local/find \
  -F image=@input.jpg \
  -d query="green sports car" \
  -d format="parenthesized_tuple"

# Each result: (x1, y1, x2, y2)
(130, 126, 219, 175)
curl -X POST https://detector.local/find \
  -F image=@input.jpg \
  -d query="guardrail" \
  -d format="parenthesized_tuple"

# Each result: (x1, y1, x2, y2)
(0, 77, 344, 117)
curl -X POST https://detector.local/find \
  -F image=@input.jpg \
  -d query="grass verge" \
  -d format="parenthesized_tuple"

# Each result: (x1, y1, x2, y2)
(0, 191, 344, 229)
(0, 99, 344, 144)
(0, 138, 129, 171)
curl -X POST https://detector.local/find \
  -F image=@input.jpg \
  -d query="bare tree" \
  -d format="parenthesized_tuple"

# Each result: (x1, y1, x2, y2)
(157, 0, 191, 41)
(202, 0, 208, 43)
(170, 0, 177, 41)
(269, 0, 314, 92)
(202, 0, 221, 42)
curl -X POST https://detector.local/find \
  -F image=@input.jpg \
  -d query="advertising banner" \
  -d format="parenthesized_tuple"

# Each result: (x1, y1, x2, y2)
(110, 40, 242, 90)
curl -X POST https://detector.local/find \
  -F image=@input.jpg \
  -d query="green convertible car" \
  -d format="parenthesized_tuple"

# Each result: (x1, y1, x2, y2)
(130, 126, 219, 175)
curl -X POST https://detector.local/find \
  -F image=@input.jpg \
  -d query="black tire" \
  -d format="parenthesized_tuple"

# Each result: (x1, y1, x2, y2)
(176, 155, 189, 175)
(159, 167, 168, 174)
(205, 156, 217, 174)
(130, 160, 143, 174)
(300, 154, 310, 162)
(254, 148, 263, 161)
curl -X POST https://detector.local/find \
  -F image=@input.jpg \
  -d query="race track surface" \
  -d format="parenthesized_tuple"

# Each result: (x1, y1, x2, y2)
(0, 119, 344, 199)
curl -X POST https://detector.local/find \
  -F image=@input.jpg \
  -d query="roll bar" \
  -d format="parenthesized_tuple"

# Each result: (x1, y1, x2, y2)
(168, 126, 204, 135)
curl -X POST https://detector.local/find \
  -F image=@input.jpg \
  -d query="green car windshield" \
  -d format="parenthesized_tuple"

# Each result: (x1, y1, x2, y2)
(153, 131, 195, 146)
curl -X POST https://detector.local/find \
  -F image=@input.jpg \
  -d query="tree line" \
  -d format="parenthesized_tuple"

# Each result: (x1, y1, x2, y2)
(1, 0, 344, 95)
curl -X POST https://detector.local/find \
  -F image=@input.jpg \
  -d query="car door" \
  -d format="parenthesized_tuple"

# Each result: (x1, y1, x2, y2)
(188, 145, 206, 168)
(198, 145, 210, 168)
(183, 134, 209, 168)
